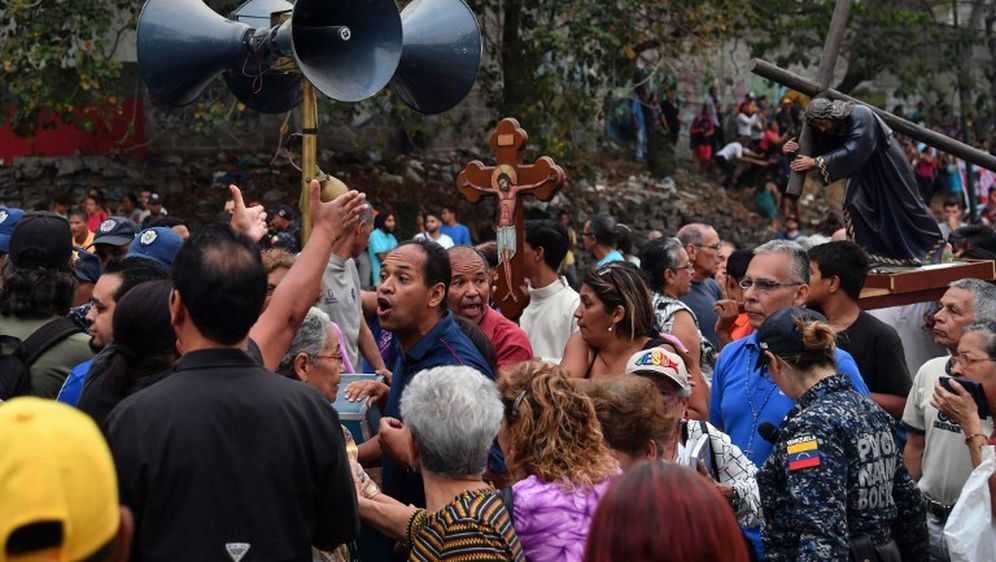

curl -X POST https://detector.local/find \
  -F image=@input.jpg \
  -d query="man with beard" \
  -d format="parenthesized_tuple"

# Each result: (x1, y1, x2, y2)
(57, 257, 169, 410)
(447, 246, 532, 370)
(784, 99, 944, 265)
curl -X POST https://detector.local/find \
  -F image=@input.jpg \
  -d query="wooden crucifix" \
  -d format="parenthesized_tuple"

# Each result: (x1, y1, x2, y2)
(457, 118, 566, 320)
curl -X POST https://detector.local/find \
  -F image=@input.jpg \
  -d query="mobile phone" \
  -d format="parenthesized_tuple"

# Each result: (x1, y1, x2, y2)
(939, 376, 991, 420)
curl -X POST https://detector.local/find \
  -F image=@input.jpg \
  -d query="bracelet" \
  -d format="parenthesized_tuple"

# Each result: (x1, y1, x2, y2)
(965, 433, 989, 445)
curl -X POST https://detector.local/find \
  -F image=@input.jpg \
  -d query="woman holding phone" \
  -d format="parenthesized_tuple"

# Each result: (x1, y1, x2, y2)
(930, 320, 996, 517)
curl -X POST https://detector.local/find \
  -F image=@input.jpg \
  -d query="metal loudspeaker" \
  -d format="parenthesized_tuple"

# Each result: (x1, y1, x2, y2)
(392, 0, 482, 114)
(137, 0, 403, 113)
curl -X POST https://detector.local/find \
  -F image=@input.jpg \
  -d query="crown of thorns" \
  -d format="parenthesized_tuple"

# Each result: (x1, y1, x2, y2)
(805, 99, 854, 124)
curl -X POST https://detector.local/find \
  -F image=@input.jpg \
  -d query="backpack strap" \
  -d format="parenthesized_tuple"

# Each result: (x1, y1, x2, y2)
(21, 317, 83, 366)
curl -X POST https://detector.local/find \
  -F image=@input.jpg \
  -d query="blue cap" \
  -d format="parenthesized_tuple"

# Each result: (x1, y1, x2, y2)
(128, 227, 183, 268)
(92, 217, 139, 247)
(0, 208, 26, 253)
(72, 248, 101, 284)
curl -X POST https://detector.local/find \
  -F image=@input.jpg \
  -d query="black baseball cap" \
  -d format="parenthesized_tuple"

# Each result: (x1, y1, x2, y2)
(9, 212, 73, 270)
(754, 307, 828, 370)
(92, 217, 139, 247)
(147, 193, 163, 206)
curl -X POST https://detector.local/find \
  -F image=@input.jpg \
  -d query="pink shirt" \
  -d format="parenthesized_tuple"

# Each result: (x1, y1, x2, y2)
(478, 307, 533, 370)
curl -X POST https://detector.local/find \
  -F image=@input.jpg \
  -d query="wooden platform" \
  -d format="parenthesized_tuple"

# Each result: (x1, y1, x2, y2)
(859, 260, 996, 310)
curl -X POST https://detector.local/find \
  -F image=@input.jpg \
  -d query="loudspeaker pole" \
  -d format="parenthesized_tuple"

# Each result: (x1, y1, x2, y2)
(300, 81, 318, 243)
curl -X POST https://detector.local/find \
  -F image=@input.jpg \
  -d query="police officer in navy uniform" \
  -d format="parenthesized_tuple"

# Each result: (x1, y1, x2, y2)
(265, 204, 301, 252)
(756, 308, 927, 562)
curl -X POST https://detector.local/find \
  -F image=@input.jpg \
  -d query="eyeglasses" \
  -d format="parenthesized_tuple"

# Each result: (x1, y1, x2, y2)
(953, 352, 996, 367)
(739, 278, 803, 293)
(694, 242, 722, 251)
(314, 353, 343, 363)
(671, 261, 695, 273)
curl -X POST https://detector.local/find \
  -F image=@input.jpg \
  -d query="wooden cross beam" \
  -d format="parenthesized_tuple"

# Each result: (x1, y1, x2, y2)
(751, 59, 996, 175)
(785, 0, 854, 197)
(457, 118, 566, 320)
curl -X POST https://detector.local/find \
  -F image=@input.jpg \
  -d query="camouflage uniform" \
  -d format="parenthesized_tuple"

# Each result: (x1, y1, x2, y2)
(758, 373, 928, 562)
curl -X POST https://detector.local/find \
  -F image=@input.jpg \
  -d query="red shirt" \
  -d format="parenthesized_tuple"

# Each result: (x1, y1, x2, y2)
(87, 211, 110, 233)
(478, 307, 534, 371)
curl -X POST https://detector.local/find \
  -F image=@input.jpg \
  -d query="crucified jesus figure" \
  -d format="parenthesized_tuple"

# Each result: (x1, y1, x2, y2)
(458, 164, 559, 302)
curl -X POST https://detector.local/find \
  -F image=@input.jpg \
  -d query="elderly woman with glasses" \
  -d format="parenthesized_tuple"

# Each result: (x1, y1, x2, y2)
(351, 366, 523, 561)
(930, 320, 996, 518)
(277, 307, 347, 402)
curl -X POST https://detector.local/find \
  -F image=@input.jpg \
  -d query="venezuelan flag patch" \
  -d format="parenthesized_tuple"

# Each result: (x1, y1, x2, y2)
(786, 436, 821, 471)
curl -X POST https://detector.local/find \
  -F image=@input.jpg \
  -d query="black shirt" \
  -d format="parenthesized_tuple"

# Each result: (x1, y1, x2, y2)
(839, 311, 912, 397)
(106, 348, 358, 562)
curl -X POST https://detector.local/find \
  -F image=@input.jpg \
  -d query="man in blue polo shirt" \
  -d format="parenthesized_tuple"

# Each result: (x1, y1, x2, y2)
(363, 239, 493, 507)
(708, 239, 869, 559)
(583, 213, 624, 266)
(440, 206, 472, 246)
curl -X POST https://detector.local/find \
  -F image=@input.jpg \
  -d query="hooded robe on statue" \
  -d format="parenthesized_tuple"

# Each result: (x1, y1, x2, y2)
(806, 99, 944, 266)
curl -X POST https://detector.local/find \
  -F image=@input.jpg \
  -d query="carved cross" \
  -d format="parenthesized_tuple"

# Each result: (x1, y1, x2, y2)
(457, 117, 566, 320)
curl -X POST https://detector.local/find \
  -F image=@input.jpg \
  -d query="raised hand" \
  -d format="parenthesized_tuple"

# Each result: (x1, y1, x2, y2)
(308, 179, 367, 240)
(229, 184, 268, 242)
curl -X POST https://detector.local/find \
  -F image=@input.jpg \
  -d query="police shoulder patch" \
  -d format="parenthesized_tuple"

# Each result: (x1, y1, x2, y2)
(786, 434, 821, 471)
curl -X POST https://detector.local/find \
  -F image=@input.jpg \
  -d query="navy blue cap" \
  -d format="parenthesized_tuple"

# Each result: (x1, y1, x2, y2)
(128, 227, 183, 268)
(92, 216, 139, 247)
(754, 307, 829, 370)
(271, 204, 295, 221)
(72, 247, 101, 284)
(0, 207, 26, 253)
(147, 193, 163, 205)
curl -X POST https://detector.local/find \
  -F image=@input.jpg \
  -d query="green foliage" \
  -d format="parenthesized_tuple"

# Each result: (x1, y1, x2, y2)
(0, 0, 138, 135)
(746, 0, 985, 98)
(466, 0, 747, 165)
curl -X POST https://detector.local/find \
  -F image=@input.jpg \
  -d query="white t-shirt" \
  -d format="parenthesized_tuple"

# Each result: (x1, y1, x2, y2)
(414, 232, 455, 249)
(736, 113, 757, 138)
(717, 141, 744, 161)
(902, 356, 994, 505)
(520, 278, 579, 361)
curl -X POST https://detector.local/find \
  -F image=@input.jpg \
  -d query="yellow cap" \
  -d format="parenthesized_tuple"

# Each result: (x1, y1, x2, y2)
(0, 398, 119, 562)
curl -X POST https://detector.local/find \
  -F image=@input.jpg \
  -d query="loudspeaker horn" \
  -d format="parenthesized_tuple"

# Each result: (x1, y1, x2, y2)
(137, 0, 403, 111)
(137, 0, 254, 107)
(392, 0, 482, 114)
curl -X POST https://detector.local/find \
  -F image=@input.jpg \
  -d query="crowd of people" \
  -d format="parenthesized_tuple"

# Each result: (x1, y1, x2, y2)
(3, 162, 996, 562)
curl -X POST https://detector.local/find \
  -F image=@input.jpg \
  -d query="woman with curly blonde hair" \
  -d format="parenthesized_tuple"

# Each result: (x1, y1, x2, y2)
(497, 361, 619, 562)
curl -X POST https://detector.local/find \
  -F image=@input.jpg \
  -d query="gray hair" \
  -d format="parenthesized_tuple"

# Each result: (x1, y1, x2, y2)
(359, 205, 375, 227)
(963, 321, 996, 359)
(754, 239, 810, 284)
(277, 307, 331, 377)
(676, 223, 714, 247)
(588, 213, 618, 248)
(400, 366, 502, 477)
(949, 279, 996, 322)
